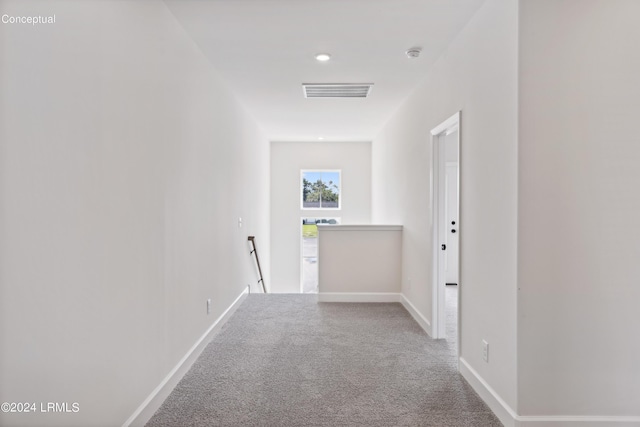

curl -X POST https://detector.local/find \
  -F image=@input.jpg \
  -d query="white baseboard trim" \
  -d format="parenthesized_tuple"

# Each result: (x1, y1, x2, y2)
(517, 417, 640, 426)
(459, 357, 640, 427)
(122, 288, 248, 427)
(458, 357, 518, 427)
(400, 294, 432, 337)
(317, 292, 401, 303)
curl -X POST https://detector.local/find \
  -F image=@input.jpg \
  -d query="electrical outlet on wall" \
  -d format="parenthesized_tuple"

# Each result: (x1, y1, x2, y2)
(207, 298, 212, 315)
(482, 339, 489, 362)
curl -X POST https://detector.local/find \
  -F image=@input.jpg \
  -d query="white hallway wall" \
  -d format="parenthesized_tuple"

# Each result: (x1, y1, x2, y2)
(0, 1, 269, 426)
(372, 0, 518, 412)
(518, 0, 640, 418)
(270, 141, 371, 293)
(374, 0, 640, 423)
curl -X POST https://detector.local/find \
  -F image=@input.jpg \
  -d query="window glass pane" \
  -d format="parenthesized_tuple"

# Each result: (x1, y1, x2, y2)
(321, 172, 340, 208)
(302, 171, 320, 208)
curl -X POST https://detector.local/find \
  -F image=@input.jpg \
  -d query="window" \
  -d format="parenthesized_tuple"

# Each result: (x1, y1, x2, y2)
(301, 170, 341, 209)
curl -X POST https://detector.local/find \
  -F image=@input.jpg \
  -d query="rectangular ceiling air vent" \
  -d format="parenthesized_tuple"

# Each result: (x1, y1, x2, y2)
(303, 83, 374, 98)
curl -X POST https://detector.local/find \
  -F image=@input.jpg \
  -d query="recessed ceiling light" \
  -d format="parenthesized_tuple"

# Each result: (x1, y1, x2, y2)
(315, 53, 331, 62)
(318, 137, 325, 140)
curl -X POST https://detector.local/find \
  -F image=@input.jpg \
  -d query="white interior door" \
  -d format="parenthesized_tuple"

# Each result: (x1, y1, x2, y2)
(445, 161, 459, 284)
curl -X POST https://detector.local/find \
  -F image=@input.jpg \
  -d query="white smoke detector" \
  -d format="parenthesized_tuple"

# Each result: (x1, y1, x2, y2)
(406, 47, 422, 59)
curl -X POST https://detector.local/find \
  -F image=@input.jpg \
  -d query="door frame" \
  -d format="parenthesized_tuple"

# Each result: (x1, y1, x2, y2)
(430, 111, 461, 344)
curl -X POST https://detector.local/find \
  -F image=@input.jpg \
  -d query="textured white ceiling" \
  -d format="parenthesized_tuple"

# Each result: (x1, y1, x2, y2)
(164, 0, 485, 141)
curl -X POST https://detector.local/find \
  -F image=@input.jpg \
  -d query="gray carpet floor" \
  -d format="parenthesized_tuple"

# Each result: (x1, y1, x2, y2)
(146, 287, 502, 426)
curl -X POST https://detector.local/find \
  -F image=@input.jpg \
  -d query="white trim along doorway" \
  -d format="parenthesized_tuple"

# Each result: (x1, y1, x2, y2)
(430, 112, 461, 352)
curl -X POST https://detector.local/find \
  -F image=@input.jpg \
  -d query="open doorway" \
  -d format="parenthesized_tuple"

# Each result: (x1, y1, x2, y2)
(430, 112, 460, 350)
(301, 217, 340, 293)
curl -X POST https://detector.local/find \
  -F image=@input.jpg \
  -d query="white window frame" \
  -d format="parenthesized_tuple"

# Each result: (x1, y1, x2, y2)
(300, 169, 342, 211)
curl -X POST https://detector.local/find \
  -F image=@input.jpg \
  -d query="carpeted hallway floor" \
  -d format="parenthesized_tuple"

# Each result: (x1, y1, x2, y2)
(146, 289, 501, 426)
